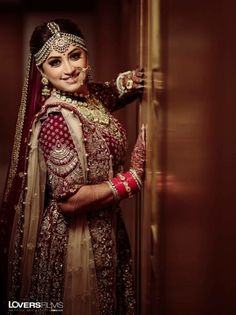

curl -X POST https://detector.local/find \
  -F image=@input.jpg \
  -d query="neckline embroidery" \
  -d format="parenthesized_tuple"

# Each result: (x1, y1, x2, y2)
(51, 88, 110, 125)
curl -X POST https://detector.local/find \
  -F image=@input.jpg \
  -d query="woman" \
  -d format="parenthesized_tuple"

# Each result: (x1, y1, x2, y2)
(1, 19, 145, 314)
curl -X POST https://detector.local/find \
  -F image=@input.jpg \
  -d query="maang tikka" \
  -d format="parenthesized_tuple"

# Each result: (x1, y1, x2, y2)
(34, 21, 88, 66)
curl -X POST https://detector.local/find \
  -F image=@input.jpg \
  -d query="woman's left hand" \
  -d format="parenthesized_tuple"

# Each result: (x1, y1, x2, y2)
(116, 67, 144, 93)
(131, 124, 146, 180)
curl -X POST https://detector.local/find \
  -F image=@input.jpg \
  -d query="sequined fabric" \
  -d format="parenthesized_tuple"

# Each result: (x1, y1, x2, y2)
(9, 87, 136, 315)
(38, 113, 83, 200)
(29, 200, 69, 304)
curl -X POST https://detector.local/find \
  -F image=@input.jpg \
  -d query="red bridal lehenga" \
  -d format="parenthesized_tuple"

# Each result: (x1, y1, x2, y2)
(5, 77, 138, 315)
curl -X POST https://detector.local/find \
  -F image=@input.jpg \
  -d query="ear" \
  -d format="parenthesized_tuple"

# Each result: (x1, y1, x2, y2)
(36, 65, 45, 77)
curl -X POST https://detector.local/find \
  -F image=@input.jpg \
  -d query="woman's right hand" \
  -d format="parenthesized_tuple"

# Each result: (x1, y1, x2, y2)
(58, 190, 82, 215)
(58, 183, 115, 215)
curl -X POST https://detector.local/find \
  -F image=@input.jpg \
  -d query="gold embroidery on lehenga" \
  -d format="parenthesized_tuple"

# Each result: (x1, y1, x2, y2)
(47, 140, 79, 177)
(10, 98, 135, 314)
(39, 113, 84, 200)
(29, 200, 69, 304)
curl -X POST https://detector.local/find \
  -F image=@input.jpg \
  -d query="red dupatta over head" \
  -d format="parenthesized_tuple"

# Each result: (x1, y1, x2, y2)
(0, 53, 43, 311)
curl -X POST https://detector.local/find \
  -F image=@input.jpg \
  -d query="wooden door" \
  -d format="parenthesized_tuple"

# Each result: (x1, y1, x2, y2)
(138, 0, 164, 314)
(138, 1, 236, 315)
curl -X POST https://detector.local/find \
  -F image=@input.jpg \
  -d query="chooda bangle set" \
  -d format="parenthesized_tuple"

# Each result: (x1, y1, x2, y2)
(107, 169, 142, 201)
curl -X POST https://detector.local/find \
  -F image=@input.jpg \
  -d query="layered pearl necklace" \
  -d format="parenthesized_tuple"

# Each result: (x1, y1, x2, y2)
(51, 88, 110, 125)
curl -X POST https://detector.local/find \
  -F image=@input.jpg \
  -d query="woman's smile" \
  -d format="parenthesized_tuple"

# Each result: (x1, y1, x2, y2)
(62, 73, 79, 84)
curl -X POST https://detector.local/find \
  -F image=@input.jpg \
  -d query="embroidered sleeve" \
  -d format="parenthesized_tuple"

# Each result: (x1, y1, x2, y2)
(38, 112, 85, 201)
(88, 81, 140, 112)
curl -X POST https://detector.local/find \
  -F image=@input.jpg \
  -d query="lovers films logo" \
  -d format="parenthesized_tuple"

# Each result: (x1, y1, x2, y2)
(8, 301, 63, 312)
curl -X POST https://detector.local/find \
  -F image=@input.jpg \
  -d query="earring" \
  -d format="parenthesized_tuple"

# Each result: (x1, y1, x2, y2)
(41, 76, 50, 96)
(87, 65, 93, 82)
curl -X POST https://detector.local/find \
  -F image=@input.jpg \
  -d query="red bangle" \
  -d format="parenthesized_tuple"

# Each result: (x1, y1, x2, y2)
(108, 170, 141, 201)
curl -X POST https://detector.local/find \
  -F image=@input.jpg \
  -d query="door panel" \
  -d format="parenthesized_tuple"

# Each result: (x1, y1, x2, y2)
(139, 1, 236, 315)
(139, 0, 162, 313)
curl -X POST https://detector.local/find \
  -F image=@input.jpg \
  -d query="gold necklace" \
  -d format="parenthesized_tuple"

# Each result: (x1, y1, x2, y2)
(51, 89, 89, 106)
(51, 89, 110, 125)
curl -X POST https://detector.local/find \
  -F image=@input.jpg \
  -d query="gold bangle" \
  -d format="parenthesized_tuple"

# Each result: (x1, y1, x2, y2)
(130, 168, 142, 189)
(106, 180, 120, 201)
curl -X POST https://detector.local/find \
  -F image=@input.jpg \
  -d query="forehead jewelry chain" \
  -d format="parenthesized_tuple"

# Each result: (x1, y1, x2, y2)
(34, 22, 87, 65)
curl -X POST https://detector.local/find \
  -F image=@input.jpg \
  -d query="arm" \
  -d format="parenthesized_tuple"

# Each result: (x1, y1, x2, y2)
(58, 182, 114, 214)
(89, 68, 144, 112)
(58, 125, 146, 215)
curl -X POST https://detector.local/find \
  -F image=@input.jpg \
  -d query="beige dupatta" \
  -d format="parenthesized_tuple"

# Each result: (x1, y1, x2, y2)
(62, 108, 100, 314)
(18, 106, 100, 314)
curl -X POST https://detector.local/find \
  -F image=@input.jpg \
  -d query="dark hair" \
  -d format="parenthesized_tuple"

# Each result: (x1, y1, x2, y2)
(30, 18, 85, 55)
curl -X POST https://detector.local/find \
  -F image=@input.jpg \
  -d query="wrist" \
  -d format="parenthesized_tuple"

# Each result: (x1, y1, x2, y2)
(107, 169, 142, 201)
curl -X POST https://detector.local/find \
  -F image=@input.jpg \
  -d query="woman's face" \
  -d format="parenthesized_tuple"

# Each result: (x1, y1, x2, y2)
(42, 45, 88, 93)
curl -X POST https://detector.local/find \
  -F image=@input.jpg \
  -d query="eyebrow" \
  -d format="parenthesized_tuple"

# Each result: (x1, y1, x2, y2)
(46, 47, 82, 61)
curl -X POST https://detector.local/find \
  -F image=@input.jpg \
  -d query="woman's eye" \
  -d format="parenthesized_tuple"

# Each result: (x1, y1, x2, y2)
(49, 59, 61, 67)
(70, 53, 81, 60)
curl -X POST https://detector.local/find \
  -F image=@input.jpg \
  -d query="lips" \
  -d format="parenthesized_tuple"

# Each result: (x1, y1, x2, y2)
(64, 77, 78, 84)
(62, 73, 79, 83)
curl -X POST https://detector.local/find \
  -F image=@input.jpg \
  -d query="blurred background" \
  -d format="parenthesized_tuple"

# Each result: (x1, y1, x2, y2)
(1, 0, 236, 314)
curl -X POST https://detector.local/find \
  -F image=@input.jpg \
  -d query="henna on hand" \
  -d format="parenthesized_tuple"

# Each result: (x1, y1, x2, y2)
(131, 124, 146, 179)
(116, 67, 145, 95)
